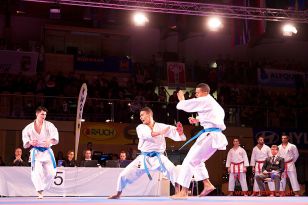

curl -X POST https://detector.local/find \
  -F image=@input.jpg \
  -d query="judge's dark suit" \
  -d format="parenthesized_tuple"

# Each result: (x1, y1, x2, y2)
(255, 155, 285, 192)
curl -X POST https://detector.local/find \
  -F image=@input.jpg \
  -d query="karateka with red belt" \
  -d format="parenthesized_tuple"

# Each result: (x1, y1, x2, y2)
(226, 138, 249, 196)
(250, 135, 271, 195)
(278, 135, 300, 196)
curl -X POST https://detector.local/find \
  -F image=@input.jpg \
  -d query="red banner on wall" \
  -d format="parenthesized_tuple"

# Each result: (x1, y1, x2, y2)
(167, 62, 186, 89)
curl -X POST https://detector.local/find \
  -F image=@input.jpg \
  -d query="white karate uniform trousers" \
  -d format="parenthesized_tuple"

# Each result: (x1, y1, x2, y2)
(253, 162, 264, 191)
(31, 149, 56, 192)
(116, 154, 176, 192)
(280, 171, 300, 192)
(176, 134, 217, 188)
(228, 172, 248, 191)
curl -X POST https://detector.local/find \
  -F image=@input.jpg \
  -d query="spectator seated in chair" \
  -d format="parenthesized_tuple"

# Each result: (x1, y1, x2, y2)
(62, 150, 78, 167)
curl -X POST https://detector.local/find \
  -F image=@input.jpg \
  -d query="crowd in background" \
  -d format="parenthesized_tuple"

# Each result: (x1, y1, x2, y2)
(0, 57, 307, 128)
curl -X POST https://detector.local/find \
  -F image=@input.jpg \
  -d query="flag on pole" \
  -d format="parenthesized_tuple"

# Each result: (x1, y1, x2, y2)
(75, 83, 87, 161)
(232, 0, 250, 46)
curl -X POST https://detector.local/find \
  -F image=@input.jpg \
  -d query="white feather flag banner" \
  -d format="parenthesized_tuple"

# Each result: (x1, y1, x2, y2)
(75, 83, 87, 160)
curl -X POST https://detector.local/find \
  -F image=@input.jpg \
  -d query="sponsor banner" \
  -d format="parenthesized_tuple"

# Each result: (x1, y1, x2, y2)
(75, 83, 87, 160)
(167, 62, 186, 89)
(74, 56, 132, 73)
(80, 122, 138, 145)
(0, 50, 38, 75)
(80, 123, 250, 150)
(257, 68, 305, 87)
(253, 128, 308, 149)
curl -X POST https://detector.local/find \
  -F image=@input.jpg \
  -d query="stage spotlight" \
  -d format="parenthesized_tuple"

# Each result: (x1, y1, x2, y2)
(207, 17, 223, 31)
(132, 12, 149, 26)
(282, 24, 297, 36)
(49, 4, 61, 19)
(210, 61, 218, 69)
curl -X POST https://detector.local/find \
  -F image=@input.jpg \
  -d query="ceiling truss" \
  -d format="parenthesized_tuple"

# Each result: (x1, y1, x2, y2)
(22, 0, 308, 23)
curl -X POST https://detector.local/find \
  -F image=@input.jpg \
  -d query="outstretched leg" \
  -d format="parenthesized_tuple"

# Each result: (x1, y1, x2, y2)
(107, 158, 144, 199)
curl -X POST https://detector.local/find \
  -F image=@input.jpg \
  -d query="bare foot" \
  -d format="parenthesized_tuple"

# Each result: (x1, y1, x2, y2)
(171, 191, 188, 200)
(199, 186, 216, 197)
(107, 194, 120, 199)
(37, 191, 43, 199)
(175, 183, 181, 194)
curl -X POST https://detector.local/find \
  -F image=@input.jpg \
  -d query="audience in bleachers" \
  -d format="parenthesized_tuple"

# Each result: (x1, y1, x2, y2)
(0, 57, 307, 128)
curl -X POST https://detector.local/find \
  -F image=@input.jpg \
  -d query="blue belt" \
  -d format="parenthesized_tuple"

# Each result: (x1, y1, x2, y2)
(179, 128, 222, 150)
(141, 151, 166, 180)
(31, 147, 57, 169)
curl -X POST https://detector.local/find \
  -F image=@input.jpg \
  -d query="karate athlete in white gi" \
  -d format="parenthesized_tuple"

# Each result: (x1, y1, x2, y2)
(250, 136, 271, 195)
(278, 135, 300, 196)
(108, 106, 186, 199)
(226, 138, 249, 196)
(172, 83, 228, 199)
(22, 106, 59, 199)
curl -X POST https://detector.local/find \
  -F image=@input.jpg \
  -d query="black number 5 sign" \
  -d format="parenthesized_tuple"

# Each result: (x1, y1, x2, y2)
(54, 171, 64, 186)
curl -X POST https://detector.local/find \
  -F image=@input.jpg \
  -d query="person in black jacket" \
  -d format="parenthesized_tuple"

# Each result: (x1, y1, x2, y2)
(11, 147, 28, 166)
(255, 145, 285, 196)
(62, 150, 77, 167)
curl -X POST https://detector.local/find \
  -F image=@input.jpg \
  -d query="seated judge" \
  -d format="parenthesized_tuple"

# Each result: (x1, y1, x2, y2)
(79, 149, 92, 167)
(11, 147, 28, 166)
(255, 145, 285, 196)
(62, 150, 78, 167)
(119, 150, 131, 168)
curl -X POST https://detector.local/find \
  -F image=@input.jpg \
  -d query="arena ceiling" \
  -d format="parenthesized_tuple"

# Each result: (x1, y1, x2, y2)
(2, 0, 308, 23)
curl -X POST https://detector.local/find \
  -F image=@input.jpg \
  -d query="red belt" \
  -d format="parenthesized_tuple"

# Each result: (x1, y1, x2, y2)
(284, 160, 293, 178)
(255, 160, 265, 173)
(231, 161, 244, 180)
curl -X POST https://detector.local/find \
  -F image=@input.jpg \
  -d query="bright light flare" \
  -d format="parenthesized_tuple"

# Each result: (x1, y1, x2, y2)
(207, 17, 223, 31)
(282, 24, 297, 36)
(133, 12, 149, 26)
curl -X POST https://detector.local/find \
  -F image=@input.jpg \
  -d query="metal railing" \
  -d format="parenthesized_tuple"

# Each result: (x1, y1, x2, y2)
(0, 93, 306, 128)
